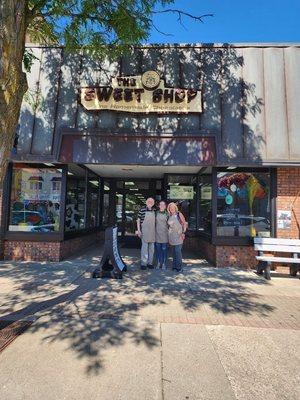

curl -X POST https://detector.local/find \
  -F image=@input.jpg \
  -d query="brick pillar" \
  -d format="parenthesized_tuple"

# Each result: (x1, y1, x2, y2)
(277, 167, 300, 239)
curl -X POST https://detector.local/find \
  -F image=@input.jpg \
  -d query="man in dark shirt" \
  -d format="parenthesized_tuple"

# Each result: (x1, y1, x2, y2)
(137, 197, 156, 270)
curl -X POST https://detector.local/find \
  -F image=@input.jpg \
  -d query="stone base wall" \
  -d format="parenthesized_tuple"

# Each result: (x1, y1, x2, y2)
(3, 231, 104, 262)
(4, 241, 61, 262)
(184, 235, 216, 265)
(215, 245, 257, 269)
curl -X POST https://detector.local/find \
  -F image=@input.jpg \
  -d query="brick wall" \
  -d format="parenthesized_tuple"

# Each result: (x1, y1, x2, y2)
(4, 241, 61, 261)
(277, 167, 300, 239)
(4, 231, 104, 262)
(184, 235, 216, 265)
(215, 245, 257, 269)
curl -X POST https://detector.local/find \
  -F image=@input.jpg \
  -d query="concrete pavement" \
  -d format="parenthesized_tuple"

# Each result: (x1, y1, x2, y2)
(0, 246, 299, 400)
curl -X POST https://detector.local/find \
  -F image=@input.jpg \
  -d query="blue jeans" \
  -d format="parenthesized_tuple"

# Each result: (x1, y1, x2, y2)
(172, 244, 183, 270)
(155, 242, 168, 265)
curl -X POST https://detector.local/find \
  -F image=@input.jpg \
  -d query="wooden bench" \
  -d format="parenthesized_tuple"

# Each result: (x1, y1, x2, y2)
(254, 237, 300, 280)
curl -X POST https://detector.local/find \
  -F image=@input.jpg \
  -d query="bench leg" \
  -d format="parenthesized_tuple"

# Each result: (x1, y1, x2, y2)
(256, 261, 266, 275)
(256, 261, 265, 275)
(264, 263, 271, 280)
(290, 264, 299, 277)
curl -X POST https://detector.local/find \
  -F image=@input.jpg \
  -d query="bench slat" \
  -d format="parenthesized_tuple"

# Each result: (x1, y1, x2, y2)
(254, 237, 300, 246)
(254, 244, 300, 253)
(256, 256, 300, 263)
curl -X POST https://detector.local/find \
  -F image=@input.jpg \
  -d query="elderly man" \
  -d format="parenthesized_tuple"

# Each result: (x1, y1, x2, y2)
(136, 197, 156, 270)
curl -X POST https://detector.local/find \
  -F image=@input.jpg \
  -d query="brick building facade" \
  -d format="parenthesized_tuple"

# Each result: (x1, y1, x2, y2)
(1, 44, 300, 267)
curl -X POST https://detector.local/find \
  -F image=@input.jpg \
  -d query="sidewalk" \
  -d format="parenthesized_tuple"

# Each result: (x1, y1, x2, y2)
(0, 246, 299, 400)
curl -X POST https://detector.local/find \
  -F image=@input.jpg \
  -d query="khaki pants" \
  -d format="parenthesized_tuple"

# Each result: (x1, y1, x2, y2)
(141, 239, 155, 266)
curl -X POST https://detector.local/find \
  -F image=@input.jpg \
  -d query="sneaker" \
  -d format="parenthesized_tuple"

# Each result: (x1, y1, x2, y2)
(161, 263, 167, 270)
(155, 262, 161, 269)
(141, 265, 147, 270)
(147, 264, 154, 269)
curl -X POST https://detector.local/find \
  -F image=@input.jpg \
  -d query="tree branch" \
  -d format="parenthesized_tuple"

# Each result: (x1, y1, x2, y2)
(153, 9, 213, 24)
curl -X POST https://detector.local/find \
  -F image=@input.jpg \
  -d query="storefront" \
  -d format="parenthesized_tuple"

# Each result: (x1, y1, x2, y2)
(1, 43, 300, 267)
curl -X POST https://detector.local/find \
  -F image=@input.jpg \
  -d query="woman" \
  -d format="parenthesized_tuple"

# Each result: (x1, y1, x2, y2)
(155, 201, 169, 269)
(167, 202, 187, 272)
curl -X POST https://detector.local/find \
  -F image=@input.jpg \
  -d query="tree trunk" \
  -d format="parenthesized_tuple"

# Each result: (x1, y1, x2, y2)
(0, 0, 28, 189)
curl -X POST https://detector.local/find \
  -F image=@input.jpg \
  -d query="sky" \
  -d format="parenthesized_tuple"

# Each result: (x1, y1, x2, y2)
(148, 0, 300, 43)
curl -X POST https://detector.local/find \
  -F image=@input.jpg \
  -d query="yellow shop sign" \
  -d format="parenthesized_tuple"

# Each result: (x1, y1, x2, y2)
(80, 70, 202, 114)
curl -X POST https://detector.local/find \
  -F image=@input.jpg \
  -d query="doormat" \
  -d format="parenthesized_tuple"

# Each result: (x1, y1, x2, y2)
(0, 320, 33, 353)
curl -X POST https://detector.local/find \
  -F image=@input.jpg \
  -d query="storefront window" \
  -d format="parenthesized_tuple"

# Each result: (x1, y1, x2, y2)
(167, 175, 197, 230)
(86, 174, 99, 228)
(199, 175, 212, 234)
(217, 171, 271, 237)
(9, 165, 62, 232)
(102, 181, 110, 227)
(65, 168, 86, 231)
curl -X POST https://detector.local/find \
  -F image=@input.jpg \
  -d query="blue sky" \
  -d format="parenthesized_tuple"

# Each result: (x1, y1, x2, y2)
(148, 0, 300, 43)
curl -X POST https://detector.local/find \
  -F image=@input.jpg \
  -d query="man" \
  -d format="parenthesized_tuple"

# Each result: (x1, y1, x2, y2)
(136, 197, 156, 270)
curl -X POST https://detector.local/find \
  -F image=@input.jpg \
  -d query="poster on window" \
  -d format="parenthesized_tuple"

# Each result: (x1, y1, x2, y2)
(277, 210, 292, 230)
(170, 185, 194, 200)
(201, 185, 212, 200)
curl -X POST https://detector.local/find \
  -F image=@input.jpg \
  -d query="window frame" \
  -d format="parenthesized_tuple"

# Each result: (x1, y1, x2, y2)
(4, 163, 67, 241)
(164, 172, 212, 237)
(212, 167, 277, 246)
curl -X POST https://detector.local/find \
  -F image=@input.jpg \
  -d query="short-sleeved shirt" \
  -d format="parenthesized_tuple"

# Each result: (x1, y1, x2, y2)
(137, 207, 154, 226)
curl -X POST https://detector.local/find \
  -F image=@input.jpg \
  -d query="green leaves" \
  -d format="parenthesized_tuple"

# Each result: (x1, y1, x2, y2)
(23, 49, 39, 72)
(26, 0, 177, 57)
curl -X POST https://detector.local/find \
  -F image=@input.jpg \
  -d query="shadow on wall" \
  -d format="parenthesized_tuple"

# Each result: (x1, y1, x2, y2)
(16, 45, 264, 165)
(0, 249, 274, 376)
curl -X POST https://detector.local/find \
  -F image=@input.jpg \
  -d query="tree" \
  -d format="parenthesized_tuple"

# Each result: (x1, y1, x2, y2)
(0, 0, 212, 187)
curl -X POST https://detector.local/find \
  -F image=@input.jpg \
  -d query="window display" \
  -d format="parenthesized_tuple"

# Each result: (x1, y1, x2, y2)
(87, 177, 99, 228)
(199, 175, 212, 234)
(9, 166, 62, 232)
(217, 171, 271, 237)
(65, 177, 86, 231)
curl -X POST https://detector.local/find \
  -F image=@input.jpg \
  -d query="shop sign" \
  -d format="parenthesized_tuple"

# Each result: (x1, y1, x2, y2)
(277, 210, 291, 230)
(201, 185, 212, 200)
(80, 70, 202, 114)
(170, 185, 194, 200)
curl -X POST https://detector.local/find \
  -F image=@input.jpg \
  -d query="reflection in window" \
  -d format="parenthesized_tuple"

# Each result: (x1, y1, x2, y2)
(9, 166, 61, 232)
(87, 179, 99, 228)
(65, 175, 86, 231)
(199, 175, 212, 234)
(102, 193, 109, 227)
(217, 171, 271, 237)
(167, 175, 197, 230)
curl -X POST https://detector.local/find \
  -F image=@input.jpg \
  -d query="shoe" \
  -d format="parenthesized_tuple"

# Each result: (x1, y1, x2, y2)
(155, 262, 161, 269)
(161, 263, 167, 270)
(141, 265, 147, 270)
(147, 264, 154, 269)
(173, 267, 183, 272)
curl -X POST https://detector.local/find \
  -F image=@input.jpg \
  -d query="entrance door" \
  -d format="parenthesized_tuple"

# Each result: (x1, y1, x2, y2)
(115, 180, 161, 247)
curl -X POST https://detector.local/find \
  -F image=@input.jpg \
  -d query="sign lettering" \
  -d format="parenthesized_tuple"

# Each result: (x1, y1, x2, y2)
(80, 70, 202, 114)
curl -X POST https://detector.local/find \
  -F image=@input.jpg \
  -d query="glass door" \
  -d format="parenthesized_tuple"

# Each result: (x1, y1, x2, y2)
(114, 180, 161, 247)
